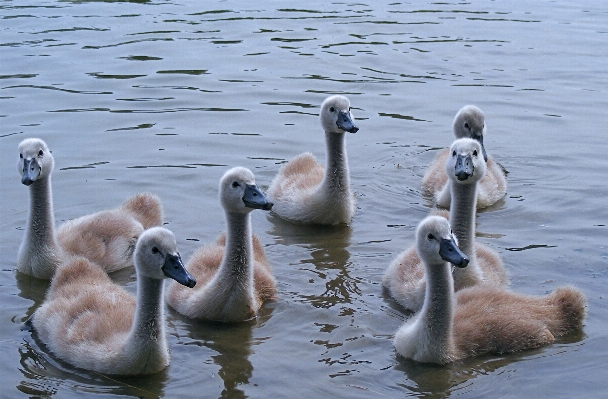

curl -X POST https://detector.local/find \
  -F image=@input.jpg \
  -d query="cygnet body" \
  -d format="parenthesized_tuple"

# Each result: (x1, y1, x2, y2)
(421, 105, 507, 209)
(32, 227, 196, 375)
(166, 167, 276, 322)
(267, 95, 359, 225)
(16, 138, 163, 279)
(393, 216, 586, 364)
(383, 138, 507, 312)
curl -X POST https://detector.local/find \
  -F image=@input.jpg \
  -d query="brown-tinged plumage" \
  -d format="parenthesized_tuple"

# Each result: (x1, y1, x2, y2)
(393, 216, 586, 364)
(32, 227, 196, 375)
(17, 138, 163, 279)
(384, 139, 508, 312)
(421, 105, 507, 209)
(166, 167, 276, 322)
(267, 95, 359, 225)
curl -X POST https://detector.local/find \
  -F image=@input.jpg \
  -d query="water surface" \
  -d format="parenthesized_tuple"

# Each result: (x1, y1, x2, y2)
(1, 1, 607, 398)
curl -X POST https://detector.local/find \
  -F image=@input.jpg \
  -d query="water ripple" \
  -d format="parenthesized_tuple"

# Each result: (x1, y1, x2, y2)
(106, 123, 155, 132)
(156, 69, 209, 75)
(49, 107, 248, 114)
(82, 38, 173, 50)
(87, 72, 147, 79)
(3, 84, 112, 95)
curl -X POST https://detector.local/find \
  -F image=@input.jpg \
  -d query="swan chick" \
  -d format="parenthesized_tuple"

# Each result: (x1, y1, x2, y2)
(17, 138, 164, 279)
(421, 105, 507, 209)
(267, 95, 359, 225)
(383, 138, 507, 312)
(166, 167, 277, 322)
(32, 227, 196, 375)
(393, 216, 586, 364)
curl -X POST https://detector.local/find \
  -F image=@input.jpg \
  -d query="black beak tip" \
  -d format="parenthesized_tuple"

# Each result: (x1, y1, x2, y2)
(349, 126, 359, 133)
(263, 201, 274, 211)
(185, 278, 197, 288)
(458, 256, 470, 268)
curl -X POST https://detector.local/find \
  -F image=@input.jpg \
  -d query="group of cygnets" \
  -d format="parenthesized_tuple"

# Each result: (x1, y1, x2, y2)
(16, 95, 585, 376)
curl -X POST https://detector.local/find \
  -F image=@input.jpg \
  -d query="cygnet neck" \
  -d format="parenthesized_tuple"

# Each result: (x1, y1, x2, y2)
(449, 179, 482, 288)
(420, 258, 455, 357)
(28, 177, 57, 246)
(123, 276, 167, 370)
(221, 210, 254, 281)
(19, 175, 62, 278)
(320, 132, 350, 196)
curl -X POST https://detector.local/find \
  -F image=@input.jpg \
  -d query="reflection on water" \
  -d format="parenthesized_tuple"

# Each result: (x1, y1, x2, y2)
(267, 216, 359, 309)
(2, 0, 607, 397)
(174, 306, 274, 399)
(18, 337, 168, 398)
(394, 355, 508, 399)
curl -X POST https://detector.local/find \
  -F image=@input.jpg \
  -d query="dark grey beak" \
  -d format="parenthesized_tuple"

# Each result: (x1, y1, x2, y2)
(454, 154, 474, 181)
(21, 158, 41, 186)
(243, 184, 273, 211)
(439, 238, 469, 268)
(162, 253, 196, 288)
(474, 135, 488, 162)
(336, 111, 359, 133)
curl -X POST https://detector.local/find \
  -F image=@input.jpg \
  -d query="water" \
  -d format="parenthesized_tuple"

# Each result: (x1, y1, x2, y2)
(1, 1, 607, 397)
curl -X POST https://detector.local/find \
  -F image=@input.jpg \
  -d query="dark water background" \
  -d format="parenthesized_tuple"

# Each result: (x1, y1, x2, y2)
(1, 1, 607, 397)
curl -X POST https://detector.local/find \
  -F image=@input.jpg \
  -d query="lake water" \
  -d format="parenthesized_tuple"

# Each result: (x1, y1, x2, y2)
(1, 1, 607, 398)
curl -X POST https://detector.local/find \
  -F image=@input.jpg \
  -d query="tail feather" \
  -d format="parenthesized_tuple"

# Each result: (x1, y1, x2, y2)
(546, 286, 586, 337)
(122, 193, 164, 229)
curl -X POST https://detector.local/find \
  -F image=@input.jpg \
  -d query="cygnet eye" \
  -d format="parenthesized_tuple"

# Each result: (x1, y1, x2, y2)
(452, 150, 456, 157)
(232, 181, 240, 188)
(38, 150, 44, 157)
(473, 150, 478, 157)
(427, 233, 435, 241)
(151, 247, 160, 254)
(464, 122, 470, 130)
(330, 107, 335, 113)
(20, 153, 23, 159)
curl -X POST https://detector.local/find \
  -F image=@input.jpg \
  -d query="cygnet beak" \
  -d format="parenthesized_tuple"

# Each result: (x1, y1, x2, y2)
(21, 158, 41, 186)
(162, 253, 196, 288)
(243, 184, 273, 211)
(439, 238, 469, 268)
(454, 154, 474, 181)
(336, 110, 359, 133)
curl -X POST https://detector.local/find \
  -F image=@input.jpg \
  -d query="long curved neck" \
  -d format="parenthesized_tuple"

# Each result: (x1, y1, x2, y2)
(124, 276, 167, 370)
(27, 177, 58, 248)
(320, 132, 350, 195)
(219, 211, 254, 285)
(420, 260, 455, 358)
(449, 181, 477, 256)
(18, 176, 62, 278)
(449, 180, 482, 288)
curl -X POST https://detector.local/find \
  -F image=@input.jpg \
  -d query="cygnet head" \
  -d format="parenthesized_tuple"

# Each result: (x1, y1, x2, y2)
(219, 167, 273, 214)
(445, 138, 487, 185)
(453, 105, 487, 161)
(416, 216, 469, 268)
(319, 95, 359, 134)
(18, 138, 54, 186)
(134, 227, 196, 287)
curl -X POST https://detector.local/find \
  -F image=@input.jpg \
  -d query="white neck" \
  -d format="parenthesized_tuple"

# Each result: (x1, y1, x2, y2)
(18, 176, 63, 278)
(449, 179, 483, 289)
(418, 259, 455, 362)
(121, 276, 168, 373)
(319, 132, 350, 197)
(221, 211, 254, 282)
(206, 210, 256, 320)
